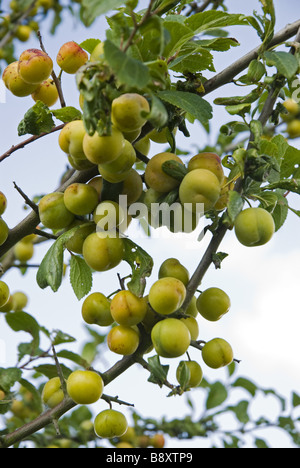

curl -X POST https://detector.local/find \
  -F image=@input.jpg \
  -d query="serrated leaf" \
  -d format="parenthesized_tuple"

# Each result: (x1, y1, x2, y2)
(18, 101, 55, 136)
(185, 10, 249, 34)
(104, 40, 150, 89)
(80, 38, 101, 54)
(229, 400, 250, 424)
(206, 381, 228, 409)
(147, 355, 169, 387)
(227, 190, 244, 223)
(158, 90, 213, 127)
(69, 255, 93, 300)
(52, 107, 82, 123)
(36, 225, 84, 293)
(0, 368, 22, 393)
(57, 350, 89, 368)
(232, 377, 257, 397)
(33, 364, 73, 380)
(265, 51, 299, 79)
(123, 238, 154, 297)
(80, 0, 125, 27)
(5, 312, 40, 349)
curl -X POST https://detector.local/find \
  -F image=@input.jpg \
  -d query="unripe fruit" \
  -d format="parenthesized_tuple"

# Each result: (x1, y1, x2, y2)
(150, 433, 165, 448)
(287, 119, 300, 139)
(83, 127, 125, 165)
(94, 409, 128, 439)
(14, 241, 34, 262)
(11, 291, 28, 311)
(82, 232, 124, 272)
(0, 192, 7, 215)
(56, 41, 88, 74)
(121, 169, 144, 206)
(90, 42, 105, 62)
(59, 120, 87, 160)
(2, 61, 38, 97)
(145, 152, 184, 193)
(0, 295, 13, 313)
(65, 222, 95, 254)
(151, 318, 191, 358)
(201, 338, 233, 369)
(283, 99, 299, 116)
(134, 136, 151, 156)
(107, 325, 140, 355)
(180, 316, 199, 341)
(0, 281, 10, 308)
(179, 169, 221, 213)
(111, 93, 150, 133)
(234, 207, 275, 247)
(66, 370, 104, 405)
(188, 152, 224, 184)
(31, 78, 59, 107)
(98, 140, 136, 183)
(0, 218, 9, 246)
(64, 183, 99, 216)
(176, 360, 203, 388)
(15, 25, 32, 42)
(82, 293, 114, 327)
(148, 277, 186, 316)
(93, 201, 125, 232)
(42, 377, 65, 408)
(39, 192, 75, 230)
(149, 127, 177, 144)
(158, 258, 190, 286)
(196, 287, 231, 322)
(186, 296, 198, 318)
(18, 49, 53, 85)
(110, 290, 148, 326)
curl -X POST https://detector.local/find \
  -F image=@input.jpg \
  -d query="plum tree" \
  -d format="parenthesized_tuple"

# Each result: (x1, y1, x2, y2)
(0, 0, 300, 451)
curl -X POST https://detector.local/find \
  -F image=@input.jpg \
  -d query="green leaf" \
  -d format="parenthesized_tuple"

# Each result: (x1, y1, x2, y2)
(5, 312, 40, 349)
(51, 330, 76, 346)
(37, 225, 84, 293)
(227, 191, 244, 223)
(255, 438, 269, 448)
(123, 238, 154, 297)
(33, 364, 73, 380)
(185, 11, 249, 34)
(229, 400, 250, 424)
(147, 355, 169, 387)
(80, 0, 125, 27)
(206, 381, 228, 410)
(162, 160, 188, 181)
(18, 101, 55, 136)
(176, 361, 191, 390)
(104, 40, 150, 89)
(147, 94, 168, 128)
(280, 144, 300, 178)
(158, 90, 213, 127)
(0, 368, 22, 393)
(57, 350, 90, 368)
(292, 392, 300, 408)
(80, 38, 101, 54)
(265, 51, 299, 80)
(232, 377, 257, 397)
(69, 255, 93, 301)
(52, 107, 82, 124)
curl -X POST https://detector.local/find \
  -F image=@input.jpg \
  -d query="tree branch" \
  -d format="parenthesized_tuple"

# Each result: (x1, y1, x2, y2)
(0, 124, 65, 164)
(203, 19, 300, 96)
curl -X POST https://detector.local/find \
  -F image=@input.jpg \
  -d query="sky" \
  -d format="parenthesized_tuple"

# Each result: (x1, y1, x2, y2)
(0, 0, 299, 449)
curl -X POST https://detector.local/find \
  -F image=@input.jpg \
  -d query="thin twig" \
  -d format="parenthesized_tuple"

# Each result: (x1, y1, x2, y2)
(37, 31, 66, 108)
(13, 182, 39, 214)
(0, 124, 65, 163)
